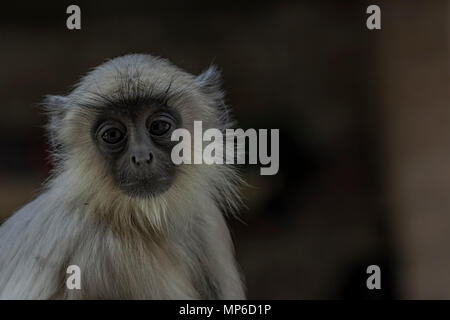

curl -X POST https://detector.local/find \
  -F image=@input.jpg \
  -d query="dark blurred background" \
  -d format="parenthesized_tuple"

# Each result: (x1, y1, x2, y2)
(1, 0, 449, 299)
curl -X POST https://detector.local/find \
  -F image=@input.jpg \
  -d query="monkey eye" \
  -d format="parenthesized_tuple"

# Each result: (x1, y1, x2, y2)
(149, 119, 172, 136)
(101, 128, 125, 144)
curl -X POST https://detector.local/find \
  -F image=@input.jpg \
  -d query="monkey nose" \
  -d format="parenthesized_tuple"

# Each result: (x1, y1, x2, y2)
(131, 152, 153, 166)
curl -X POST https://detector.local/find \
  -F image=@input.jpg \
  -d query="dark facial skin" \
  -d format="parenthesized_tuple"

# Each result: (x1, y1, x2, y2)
(92, 102, 181, 198)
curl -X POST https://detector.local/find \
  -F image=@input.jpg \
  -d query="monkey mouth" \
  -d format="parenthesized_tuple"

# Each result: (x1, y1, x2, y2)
(118, 178, 171, 198)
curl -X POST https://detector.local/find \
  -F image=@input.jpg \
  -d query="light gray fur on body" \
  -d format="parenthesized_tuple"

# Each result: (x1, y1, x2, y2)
(0, 54, 245, 299)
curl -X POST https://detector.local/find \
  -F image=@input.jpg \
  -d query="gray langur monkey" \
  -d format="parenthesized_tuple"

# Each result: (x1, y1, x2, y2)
(0, 54, 245, 299)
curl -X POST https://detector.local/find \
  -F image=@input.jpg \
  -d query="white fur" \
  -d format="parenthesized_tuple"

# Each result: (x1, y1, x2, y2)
(0, 54, 245, 299)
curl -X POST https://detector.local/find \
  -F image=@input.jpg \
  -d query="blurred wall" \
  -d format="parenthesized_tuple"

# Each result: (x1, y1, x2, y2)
(3, 1, 447, 299)
(377, 0, 450, 299)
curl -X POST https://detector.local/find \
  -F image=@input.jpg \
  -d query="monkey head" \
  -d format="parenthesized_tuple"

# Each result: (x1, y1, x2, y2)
(42, 54, 238, 207)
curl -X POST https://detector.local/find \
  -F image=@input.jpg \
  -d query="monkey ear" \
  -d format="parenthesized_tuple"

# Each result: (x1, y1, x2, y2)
(196, 65, 222, 91)
(42, 94, 68, 112)
(41, 95, 69, 147)
(196, 65, 232, 126)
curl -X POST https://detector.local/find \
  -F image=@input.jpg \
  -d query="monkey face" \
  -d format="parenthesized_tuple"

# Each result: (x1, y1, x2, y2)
(92, 103, 181, 198)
